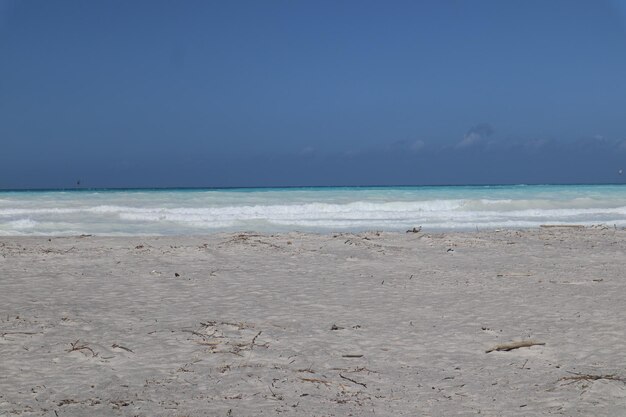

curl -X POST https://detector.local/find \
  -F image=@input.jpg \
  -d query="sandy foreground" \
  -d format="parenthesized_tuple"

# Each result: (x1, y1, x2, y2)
(1, 227, 626, 416)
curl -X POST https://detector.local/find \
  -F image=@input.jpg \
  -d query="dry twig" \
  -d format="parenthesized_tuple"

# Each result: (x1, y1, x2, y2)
(1, 331, 40, 337)
(339, 373, 367, 388)
(67, 340, 98, 357)
(111, 343, 134, 353)
(486, 340, 545, 353)
(300, 377, 331, 385)
(560, 372, 626, 384)
(250, 331, 262, 349)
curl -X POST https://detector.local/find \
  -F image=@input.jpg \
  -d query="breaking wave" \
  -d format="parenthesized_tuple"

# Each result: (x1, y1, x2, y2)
(1, 185, 626, 235)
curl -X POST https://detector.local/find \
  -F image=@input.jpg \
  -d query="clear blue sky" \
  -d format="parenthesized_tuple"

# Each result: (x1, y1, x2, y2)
(1, 0, 626, 188)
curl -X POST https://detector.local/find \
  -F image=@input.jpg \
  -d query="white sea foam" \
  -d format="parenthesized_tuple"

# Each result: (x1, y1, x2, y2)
(5, 218, 38, 229)
(1, 186, 626, 235)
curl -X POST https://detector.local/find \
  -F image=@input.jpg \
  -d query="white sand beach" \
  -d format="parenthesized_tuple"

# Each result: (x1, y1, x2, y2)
(1, 227, 626, 416)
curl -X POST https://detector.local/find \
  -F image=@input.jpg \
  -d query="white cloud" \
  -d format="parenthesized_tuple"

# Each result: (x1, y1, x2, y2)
(299, 146, 315, 155)
(456, 123, 494, 149)
(410, 140, 425, 152)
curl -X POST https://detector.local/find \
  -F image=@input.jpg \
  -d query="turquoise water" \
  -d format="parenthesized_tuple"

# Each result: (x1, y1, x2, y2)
(1, 185, 626, 235)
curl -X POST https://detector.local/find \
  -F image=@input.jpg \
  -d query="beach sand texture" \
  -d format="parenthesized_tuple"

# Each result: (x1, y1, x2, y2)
(1, 228, 626, 416)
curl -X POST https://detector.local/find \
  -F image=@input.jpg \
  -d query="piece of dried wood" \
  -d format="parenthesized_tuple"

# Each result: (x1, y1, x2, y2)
(339, 373, 367, 388)
(560, 372, 626, 384)
(300, 377, 331, 385)
(111, 343, 134, 353)
(486, 340, 545, 353)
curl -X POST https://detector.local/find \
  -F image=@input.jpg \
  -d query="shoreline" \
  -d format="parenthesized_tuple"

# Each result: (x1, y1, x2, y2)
(0, 222, 617, 238)
(2, 228, 626, 416)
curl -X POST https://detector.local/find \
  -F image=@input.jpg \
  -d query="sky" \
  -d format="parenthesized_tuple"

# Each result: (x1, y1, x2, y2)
(1, 0, 626, 188)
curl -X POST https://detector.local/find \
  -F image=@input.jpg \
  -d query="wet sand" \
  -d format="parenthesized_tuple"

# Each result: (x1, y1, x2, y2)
(1, 227, 626, 416)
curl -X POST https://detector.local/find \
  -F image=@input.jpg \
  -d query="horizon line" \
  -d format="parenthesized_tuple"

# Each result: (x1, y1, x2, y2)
(1, 181, 625, 193)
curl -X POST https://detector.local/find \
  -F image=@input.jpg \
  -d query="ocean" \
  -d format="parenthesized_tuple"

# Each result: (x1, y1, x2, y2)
(1, 184, 626, 236)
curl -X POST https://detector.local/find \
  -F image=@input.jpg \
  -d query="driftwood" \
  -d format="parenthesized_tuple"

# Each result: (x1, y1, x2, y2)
(111, 343, 133, 353)
(250, 331, 262, 349)
(560, 372, 626, 384)
(339, 373, 367, 388)
(0, 331, 40, 337)
(486, 340, 545, 353)
(300, 377, 331, 385)
(67, 340, 98, 357)
(496, 272, 533, 277)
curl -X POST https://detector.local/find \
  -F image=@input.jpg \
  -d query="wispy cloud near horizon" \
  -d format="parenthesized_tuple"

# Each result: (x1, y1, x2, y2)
(456, 123, 495, 149)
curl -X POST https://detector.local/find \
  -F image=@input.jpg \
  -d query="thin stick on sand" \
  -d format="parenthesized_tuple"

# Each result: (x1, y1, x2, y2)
(67, 340, 98, 357)
(250, 331, 262, 349)
(0, 331, 41, 337)
(339, 373, 367, 388)
(485, 340, 545, 353)
(111, 343, 134, 353)
(559, 372, 626, 384)
(300, 377, 331, 385)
